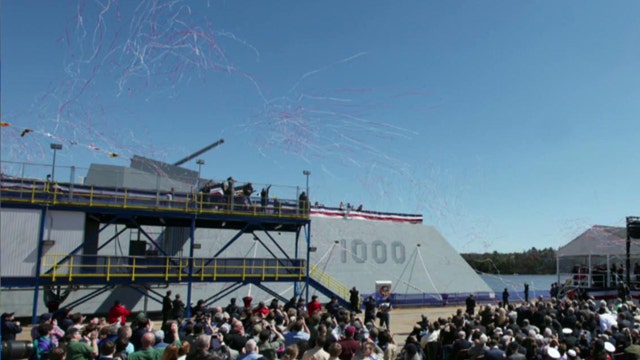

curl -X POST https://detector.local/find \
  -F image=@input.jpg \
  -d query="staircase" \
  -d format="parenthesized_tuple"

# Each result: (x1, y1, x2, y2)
(308, 265, 357, 309)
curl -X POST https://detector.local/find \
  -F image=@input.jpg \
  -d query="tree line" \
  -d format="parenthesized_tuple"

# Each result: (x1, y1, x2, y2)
(461, 247, 557, 274)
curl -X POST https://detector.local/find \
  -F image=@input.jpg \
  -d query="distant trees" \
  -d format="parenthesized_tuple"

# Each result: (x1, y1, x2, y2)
(461, 247, 556, 274)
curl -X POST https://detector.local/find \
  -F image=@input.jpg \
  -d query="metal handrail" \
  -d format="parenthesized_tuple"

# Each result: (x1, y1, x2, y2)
(40, 254, 306, 282)
(1, 179, 310, 219)
(309, 265, 352, 300)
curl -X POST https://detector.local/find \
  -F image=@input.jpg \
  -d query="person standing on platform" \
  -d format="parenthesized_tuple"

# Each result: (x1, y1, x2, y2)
(261, 185, 271, 212)
(225, 177, 236, 210)
(524, 283, 530, 303)
(299, 192, 308, 212)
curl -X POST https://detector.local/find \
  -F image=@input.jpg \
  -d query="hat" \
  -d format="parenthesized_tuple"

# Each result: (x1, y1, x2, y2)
(562, 328, 573, 335)
(345, 326, 356, 337)
(136, 312, 148, 322)
(494, 327, 503, 334)
(599, 300, 607, 308)
(1, 312, 14, 319)
(40, 313, 52, 322)
(567, 349, 577, 358)
(547, 347, 561, 359)
(604, 342, 615, 353)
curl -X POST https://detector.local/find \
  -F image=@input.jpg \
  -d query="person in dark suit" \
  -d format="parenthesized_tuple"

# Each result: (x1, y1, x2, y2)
(507, 341, 526, 360)
(466, 294, 476, 316)
(162, 291, 173, 327)
(260, 185, 271, 211)
(1, 312, 22, 341)
(484, 340, 506, 360)
(452, 330, 472, 359)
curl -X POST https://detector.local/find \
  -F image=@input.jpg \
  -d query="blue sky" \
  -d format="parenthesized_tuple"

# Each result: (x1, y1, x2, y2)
(3, 1, 640, 253)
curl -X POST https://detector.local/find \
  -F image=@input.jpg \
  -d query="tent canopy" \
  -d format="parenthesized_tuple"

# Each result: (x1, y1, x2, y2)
(557, 225, 640, 258)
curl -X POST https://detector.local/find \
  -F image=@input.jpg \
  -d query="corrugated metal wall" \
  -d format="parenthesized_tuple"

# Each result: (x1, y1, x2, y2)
(0, 208, 41, 276)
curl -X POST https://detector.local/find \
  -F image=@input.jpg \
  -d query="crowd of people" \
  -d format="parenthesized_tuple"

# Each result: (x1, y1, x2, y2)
(6, 290, 640, 360)
(1, 289, 395, 360)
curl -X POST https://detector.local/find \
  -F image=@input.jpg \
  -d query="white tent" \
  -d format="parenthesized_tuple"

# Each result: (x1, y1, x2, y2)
(557, 225, 640, 288)
(557, 225, 640, 257)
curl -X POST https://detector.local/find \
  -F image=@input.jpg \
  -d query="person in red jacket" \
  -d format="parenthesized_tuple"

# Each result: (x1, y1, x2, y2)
(107, 300, 131, 325)
(307, 295, 322, 317)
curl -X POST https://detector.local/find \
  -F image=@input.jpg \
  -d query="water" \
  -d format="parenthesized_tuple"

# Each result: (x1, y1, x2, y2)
(480, 274, 558, 301)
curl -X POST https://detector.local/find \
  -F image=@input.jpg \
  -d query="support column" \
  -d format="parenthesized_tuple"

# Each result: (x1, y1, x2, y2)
(305, 222, 311, 304)
(32, 207, 48, 324)
(186, 216, 196, 318)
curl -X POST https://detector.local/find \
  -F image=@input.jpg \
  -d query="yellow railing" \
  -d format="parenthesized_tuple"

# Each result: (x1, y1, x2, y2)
(309, 265, 353, 300)
(0, 179, 309, 220)
(40, 254, 306, 283)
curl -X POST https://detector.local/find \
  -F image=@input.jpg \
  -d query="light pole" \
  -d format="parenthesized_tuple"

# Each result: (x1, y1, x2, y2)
(50, 143, 62, 182)
(196, 159, 205, 179)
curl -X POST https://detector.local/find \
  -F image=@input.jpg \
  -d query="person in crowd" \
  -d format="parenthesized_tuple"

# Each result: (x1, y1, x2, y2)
(237, 339, 261, 360)
(257, 323, 285, 360)
(66, 327, 99, 360)
(338, 326, 360, 360)
(33, 322, 56, 360)
(1, 312, 22, 341)
(98, 340, 117, 360)
(353, 341, 378, 360)
(308, 295, 323, 317)
(186, 335, 216, 360)
(284, 318, 311, 347)
(302, 334, 330, 360)
(225, 298, 242, 320)
(108, 300, 132, 326)
(161, 344, 179, 360)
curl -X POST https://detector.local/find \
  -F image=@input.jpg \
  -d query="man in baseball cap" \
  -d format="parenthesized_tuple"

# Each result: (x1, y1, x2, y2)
(1, 312, 23, 341)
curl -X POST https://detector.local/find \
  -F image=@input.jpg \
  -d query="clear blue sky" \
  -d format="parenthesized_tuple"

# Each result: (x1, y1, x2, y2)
(3, 1, 640, 253)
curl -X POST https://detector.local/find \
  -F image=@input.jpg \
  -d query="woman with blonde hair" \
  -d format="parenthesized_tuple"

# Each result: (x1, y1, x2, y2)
(177, 341, 190, 360)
